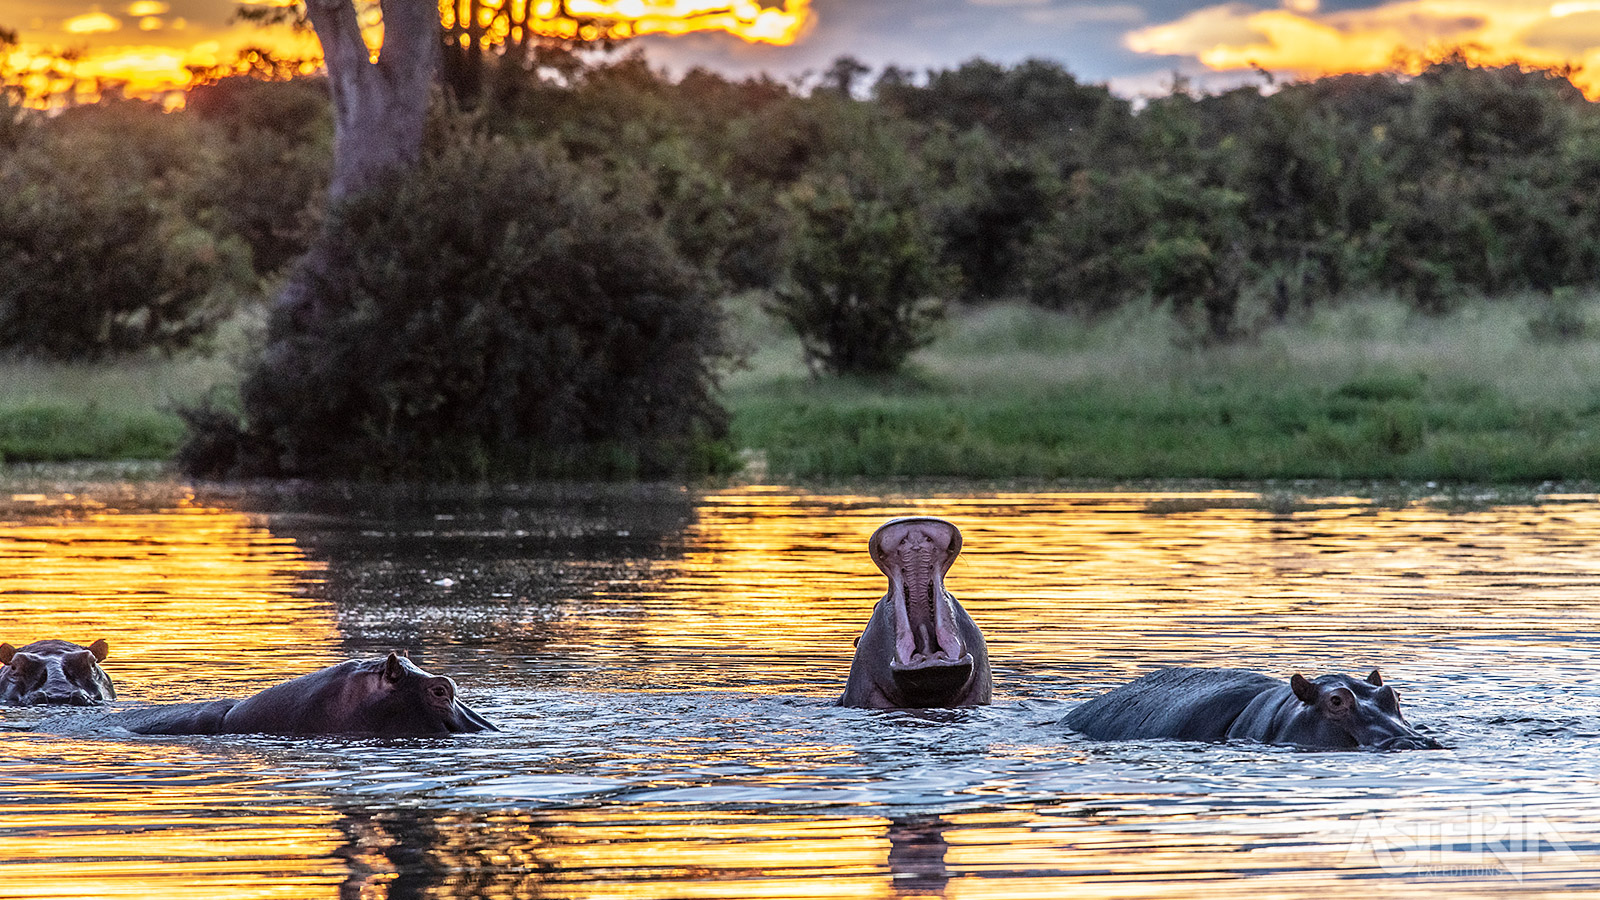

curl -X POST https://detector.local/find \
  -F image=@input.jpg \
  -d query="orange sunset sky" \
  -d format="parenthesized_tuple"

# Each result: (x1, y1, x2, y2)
(5, 0, 1600, 100)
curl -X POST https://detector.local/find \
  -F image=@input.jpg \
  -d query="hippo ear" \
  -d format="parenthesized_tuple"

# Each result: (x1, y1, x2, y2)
(89, 639, 109, 661)
(0, 643, 13, 666)
(382, 652, 405, 682)
(1366, 669, 1383, 686)
(1290, 673, 1320, 705)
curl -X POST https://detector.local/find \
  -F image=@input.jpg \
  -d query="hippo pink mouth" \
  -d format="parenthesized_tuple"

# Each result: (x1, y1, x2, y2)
(872, 518, 973, 680)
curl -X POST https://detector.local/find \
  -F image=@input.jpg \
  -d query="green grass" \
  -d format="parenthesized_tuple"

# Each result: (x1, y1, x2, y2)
(724, 293, 1600, 482)
(9, 293, 1600, 483)
(0, 355, 232, 464)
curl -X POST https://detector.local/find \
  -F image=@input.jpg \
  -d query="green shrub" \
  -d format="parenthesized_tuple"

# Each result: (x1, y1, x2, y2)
(0, 138, 252, 360)
(186, 77, 333, 277)
(1023, 171, 1245, 318)
(180, 136, 731, 480)
(768, 183, 956, 376)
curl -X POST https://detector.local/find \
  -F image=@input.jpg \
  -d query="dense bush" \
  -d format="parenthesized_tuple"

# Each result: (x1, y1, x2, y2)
(0, 124, 252, 360)
(180, 136, 731, 479)
(186, 76, 332, 276)
(769, 180, 956, 376)
(1024, 171, 1244, 316)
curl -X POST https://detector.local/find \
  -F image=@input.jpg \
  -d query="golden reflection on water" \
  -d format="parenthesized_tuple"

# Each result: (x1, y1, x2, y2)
(5, 484, 1600, 899)
(0, 490, 336, 698)
(581, 487, 1600, 694)
(2, 735, 347, 900)
(0, 489, 346, 900)
(338, 808, 906, 900)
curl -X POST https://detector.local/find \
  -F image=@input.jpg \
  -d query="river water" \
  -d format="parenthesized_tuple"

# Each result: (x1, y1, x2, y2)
(1, 478, 1598, 898)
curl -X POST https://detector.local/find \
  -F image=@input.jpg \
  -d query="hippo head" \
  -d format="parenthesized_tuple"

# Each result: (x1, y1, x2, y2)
(869, 517, 976, 706)
(352, 652, 498, 735)
(1289, 669, 1443, 750)
(0, 639, 116, 706)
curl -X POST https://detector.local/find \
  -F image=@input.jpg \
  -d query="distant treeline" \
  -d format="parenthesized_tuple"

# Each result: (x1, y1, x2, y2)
(3, 52, 1599, 362)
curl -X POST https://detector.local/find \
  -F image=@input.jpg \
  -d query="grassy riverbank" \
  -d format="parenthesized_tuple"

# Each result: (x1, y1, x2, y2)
(725, 295, 1600, 482)
(7, 295, 1600, 483)
(0, 356, 227, 464)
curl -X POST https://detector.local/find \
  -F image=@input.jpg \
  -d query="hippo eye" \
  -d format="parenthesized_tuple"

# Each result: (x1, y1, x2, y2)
(429, 684, 450, 700)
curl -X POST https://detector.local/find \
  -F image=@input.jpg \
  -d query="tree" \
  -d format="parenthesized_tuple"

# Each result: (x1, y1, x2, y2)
(771, 182, 955, 376)
(181, 137, 730, 479)
(301, 0, 437, 203)
(0, 105, 254, 359)
(262, 0, 436, 326)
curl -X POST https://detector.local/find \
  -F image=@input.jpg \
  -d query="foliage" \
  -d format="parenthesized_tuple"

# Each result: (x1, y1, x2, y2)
(16, 52, 1600, 485)
(179, 136, 732, 479)
(770, 179, 956, 376)
(185, 75, 332, 275)
(922, 129, 1058, 299)
(1024, 171, 1245, 317)
(0, 105, 254, 360)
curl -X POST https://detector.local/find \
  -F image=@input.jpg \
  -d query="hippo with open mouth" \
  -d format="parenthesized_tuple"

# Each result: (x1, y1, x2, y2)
(1062, 666, 1443, 750)
(0, 639, 116, 706)
(113, 652, 497, 736)
(839, 516, 992, 709)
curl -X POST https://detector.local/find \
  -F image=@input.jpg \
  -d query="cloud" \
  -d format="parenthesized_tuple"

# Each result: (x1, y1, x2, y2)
(1126, 3, 1270, 56)
(1125, 0, 1600, 96)
(63, 10, 121, 33)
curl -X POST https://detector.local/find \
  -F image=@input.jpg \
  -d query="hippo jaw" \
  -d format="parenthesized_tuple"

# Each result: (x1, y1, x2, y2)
(872, 518, 975, 703)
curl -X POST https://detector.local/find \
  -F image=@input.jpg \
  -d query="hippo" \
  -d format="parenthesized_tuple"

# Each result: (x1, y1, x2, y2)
(0, 639, 116, 705)
(1061, 666, 1442, 750)
(113, 652, 497, 736)
(839, 516, 992, 709)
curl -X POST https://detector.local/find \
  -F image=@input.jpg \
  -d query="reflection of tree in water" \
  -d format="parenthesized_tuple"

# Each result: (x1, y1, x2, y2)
(212, 483, 700, 659)
(887, 816, 951, 898)
(332, 808, 956, 900)
(336, 808, 555, 900)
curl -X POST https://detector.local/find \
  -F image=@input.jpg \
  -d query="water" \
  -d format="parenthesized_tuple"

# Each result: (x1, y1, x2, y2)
(2, 479, 1599, 898)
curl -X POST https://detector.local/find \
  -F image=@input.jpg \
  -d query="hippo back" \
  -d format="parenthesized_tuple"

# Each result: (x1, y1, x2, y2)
(114, 700, 239, 735)
(1062, 667, 1281, 741)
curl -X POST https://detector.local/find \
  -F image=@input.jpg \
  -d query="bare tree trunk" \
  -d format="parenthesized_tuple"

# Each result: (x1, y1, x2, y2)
(306, 0, 439, 202)
(276, 0, 438, 321)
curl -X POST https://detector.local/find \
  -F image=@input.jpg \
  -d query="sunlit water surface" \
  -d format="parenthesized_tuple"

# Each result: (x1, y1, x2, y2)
(2, 480, 1599, 899)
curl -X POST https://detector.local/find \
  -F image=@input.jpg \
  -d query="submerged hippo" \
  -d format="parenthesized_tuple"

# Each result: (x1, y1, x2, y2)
(0, 639, 116, 705)
(113, 652, 497, 736)
(1062, 666, 1442, 750)
(839, 516, 992, 709)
